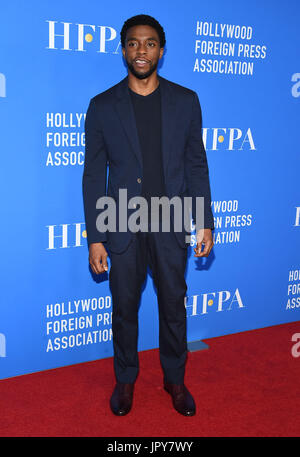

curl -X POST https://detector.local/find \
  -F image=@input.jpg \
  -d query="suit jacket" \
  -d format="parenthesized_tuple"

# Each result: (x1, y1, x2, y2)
(82, 74, 214, 254)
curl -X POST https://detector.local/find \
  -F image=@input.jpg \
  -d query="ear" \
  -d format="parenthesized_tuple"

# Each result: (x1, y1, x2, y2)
(159, 47, 164, 59)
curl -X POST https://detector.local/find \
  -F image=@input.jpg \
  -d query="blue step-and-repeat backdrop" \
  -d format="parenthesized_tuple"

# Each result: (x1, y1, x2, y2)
(0, 0, 299, 379)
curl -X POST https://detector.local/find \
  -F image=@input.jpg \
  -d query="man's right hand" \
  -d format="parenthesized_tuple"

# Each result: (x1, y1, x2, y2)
(89, 242, 108, 274)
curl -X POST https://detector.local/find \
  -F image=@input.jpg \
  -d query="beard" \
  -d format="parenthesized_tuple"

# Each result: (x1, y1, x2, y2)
(127, 59, 159, 80)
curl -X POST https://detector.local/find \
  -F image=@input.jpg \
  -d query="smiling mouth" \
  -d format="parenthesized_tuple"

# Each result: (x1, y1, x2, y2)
(134, 59, 150, 67)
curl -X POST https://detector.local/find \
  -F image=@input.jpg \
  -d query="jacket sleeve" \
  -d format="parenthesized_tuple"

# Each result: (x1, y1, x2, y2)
(184, 91, 214, 231)
(82, 97, 108, 246)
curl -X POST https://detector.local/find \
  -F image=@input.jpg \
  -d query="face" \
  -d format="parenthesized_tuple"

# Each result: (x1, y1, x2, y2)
(122, 25, 164, 79)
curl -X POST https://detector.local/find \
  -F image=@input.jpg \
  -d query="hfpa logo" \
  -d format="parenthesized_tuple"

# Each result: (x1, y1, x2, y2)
(185, 288, 245, 316)
(202, 127, 256, 151)
(0, 333, 6, 357)
(0, 73, 6, 98)
(46, 223, 86, 249)
(46, 20, 121, 54)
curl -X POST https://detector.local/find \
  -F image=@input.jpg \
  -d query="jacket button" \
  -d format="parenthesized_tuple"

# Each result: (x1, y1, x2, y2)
(137, 178, 142, 184)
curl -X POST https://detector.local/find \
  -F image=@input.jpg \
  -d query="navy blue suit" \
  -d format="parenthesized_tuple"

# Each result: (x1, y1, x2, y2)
(82, 74, 214, 383)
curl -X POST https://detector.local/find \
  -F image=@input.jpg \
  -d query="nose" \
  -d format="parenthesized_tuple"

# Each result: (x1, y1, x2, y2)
(136, 42, 147, 54)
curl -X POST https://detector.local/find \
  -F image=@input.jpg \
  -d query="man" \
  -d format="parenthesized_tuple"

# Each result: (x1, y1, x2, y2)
(82, 14, 214, 416)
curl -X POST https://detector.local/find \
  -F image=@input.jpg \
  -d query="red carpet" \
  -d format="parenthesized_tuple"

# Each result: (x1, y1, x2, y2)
(1, 321, 300, 437)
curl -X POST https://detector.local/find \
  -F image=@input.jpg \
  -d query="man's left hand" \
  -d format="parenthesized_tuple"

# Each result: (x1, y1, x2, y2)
(194, 228, 214, 257)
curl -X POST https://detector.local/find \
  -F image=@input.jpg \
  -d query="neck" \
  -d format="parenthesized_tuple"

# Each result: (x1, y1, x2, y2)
(127, 71, 159, 96)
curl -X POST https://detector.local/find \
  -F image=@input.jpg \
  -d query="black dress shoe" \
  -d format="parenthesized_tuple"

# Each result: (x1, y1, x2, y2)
(110, 382, 134, 416)
(164, 381, 196, 416)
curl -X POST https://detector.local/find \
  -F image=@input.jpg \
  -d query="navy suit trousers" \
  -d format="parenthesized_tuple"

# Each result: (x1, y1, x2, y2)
(108, 229, 188, 384)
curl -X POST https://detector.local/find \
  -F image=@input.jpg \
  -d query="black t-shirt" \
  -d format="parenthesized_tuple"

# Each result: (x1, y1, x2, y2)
(129, 84, 167, 229)
(129, 84, 166, 205)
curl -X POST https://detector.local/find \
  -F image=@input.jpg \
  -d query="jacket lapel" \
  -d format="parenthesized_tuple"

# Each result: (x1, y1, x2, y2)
(158, 75, 177, 182)
(114, 76, 143, 170)
(114, 74, 177, 181)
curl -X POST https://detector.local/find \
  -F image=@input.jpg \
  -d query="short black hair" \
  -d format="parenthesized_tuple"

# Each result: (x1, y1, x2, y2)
(120, 14, 166, 48)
